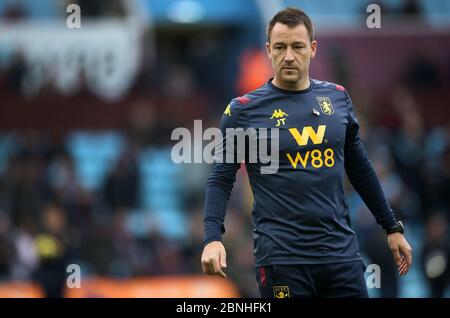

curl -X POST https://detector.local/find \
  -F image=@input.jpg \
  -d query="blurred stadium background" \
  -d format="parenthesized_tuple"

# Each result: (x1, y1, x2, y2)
(0, 0, 449, 298)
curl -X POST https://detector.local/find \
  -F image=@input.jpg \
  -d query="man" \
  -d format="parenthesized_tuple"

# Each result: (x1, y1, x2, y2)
(201, 7, 412, 298)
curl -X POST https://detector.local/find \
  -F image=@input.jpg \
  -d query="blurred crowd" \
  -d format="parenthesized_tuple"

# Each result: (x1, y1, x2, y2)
(348, 86, 450, 298)
(0, 82, 449, 298)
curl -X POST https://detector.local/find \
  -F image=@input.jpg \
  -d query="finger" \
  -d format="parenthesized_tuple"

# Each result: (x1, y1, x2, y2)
(399, 259, 409, 275)
(217, 268, 227, 278)
(210, 258, 220, 275)
(403, 265, 409, 275)
(402, 259, 410, 275)
(404, 248, 413, 267)
(201, 257, 210, 273)
(203, 259, 215, 275)
(206, 261, 215, 275)
(213, 259, 227, 278)
(216, 264, 227, 278)
(397, 257, 406, 272)
(399, 246, 412, 274)
(400, 256, 406, 266)
(201, 261, 207, 274)
(398, 241, 412, 265)
(400, 265, 408, 276)
(398, 262, 407, 275)
(220, 251, 227, 269)
(202, 262, 209, 274)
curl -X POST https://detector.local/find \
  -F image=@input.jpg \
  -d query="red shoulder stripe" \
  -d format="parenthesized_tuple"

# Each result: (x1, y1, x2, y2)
(335, 84, 345, 92)
(236, 96, 251, 105)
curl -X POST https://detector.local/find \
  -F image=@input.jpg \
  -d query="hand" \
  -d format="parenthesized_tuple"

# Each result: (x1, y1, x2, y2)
(387, 233, 412, 276)
(201, 241, 228, 278)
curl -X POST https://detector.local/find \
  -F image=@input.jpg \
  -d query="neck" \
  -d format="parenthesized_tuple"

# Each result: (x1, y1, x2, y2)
(272, 75, 310, 91)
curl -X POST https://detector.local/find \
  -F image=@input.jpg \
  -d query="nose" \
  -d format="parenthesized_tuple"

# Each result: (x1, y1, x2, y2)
(284, 47, 295, 63)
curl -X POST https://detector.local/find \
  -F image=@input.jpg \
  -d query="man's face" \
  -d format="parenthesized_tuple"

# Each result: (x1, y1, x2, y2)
(266, 23, 317, 87)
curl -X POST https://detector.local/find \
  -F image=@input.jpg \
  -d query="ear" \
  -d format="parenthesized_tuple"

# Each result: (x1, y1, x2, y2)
(310, 40, 317, 59)
(265, 42, 271, 59)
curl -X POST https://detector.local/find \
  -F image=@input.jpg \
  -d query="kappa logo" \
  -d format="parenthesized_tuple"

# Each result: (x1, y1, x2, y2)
(273, 286, 290, 298)
(316, 97, 334, 115)
(270, 109, 288, 127)
(224, 104, 231, 116)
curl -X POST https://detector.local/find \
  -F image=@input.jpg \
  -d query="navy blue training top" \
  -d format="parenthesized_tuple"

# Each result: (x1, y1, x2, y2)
(204, 78, 397, 266)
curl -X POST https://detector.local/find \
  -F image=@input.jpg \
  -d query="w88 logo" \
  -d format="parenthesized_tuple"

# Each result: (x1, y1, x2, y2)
(286, 148, 335, 169)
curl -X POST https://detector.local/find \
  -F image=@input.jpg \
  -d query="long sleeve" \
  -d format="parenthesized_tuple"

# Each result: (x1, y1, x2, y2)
(203, 100, 246, 246)
(344, 91, 398, 231)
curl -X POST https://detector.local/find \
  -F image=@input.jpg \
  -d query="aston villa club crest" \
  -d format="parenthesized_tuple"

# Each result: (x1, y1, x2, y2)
(316, 97, 334, 115)
(273, 286, 290, 298)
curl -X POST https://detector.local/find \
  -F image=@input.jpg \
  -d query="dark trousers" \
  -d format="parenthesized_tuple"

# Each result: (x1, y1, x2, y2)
(256, 261, 369, 298)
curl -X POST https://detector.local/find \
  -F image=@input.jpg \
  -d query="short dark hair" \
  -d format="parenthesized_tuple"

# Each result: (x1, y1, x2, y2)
(267, 7, 314, 43)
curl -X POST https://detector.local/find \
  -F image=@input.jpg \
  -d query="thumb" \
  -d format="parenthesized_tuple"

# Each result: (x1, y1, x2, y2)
(392, 247, 402, 266)
(220, 249, 227, 268)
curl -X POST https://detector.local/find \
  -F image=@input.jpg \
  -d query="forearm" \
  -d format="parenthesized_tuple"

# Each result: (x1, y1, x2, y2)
(203, 162, 240, 246)
(345, 147, 397, 231)
(203, 182, 230, 246)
